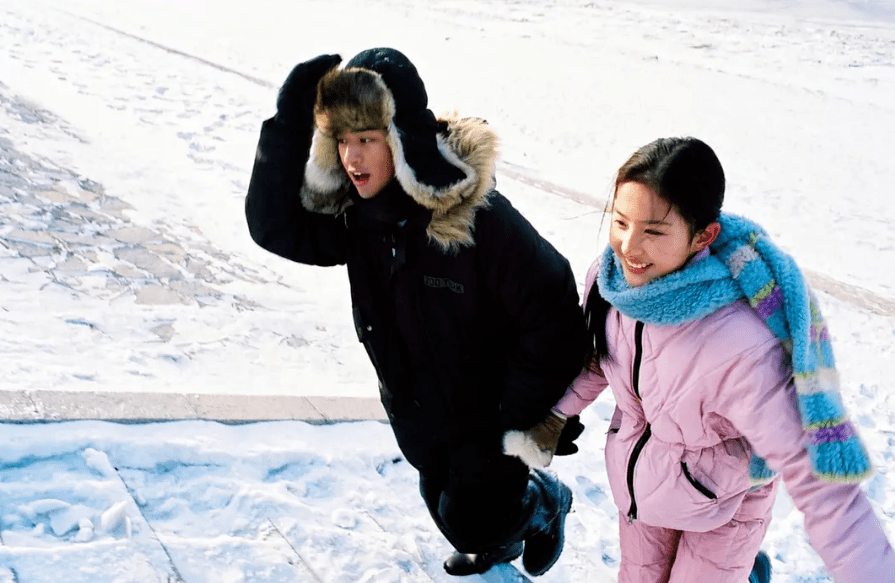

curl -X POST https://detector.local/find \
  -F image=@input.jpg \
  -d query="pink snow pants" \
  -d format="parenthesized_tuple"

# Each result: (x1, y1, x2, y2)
(617, 480, 778, 583)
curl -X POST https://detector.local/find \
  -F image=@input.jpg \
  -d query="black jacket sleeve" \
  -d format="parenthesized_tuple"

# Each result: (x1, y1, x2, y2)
(478, 193, 588, 431)
(245, 116, 348, 266)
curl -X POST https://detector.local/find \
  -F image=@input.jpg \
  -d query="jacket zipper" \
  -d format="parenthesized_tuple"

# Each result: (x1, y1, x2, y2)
(626, 321, 648, 524)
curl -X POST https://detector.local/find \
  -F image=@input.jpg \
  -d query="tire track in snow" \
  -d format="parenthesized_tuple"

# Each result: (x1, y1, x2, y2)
(61, 12, 274, 89)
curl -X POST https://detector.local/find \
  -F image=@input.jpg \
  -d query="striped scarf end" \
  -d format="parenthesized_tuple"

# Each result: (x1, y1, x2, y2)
(807, 439, 874, 483)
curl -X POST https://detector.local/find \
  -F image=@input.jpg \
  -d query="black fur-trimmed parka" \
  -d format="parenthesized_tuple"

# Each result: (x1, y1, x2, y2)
(245, 49, 586, 467)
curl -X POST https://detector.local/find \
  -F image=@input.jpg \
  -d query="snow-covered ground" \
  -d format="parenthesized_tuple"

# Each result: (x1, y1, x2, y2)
(0, 0, 894, 581)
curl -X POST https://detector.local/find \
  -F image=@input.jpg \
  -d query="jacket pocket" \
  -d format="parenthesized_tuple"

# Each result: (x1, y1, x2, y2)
(607, 406, 623, 435)
(681, 461, 717, 500)
(352, 306, 386, 386)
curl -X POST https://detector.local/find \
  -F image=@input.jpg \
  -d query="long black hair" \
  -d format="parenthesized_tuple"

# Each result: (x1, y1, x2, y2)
(583, 137, 725, 369)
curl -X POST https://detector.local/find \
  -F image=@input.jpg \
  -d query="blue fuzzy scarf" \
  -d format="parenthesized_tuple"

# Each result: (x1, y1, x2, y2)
(598, 213, 872, 484)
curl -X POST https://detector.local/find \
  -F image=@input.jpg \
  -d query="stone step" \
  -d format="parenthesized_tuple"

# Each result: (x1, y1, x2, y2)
(0, 391, 387, 424)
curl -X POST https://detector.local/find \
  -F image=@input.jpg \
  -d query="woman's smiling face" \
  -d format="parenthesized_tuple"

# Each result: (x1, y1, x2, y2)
(609, 181, 708, 287)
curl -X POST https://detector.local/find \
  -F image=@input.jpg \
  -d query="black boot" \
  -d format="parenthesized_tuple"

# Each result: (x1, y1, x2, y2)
(443, 541, 524, 576)
(522, 469, 573, 576)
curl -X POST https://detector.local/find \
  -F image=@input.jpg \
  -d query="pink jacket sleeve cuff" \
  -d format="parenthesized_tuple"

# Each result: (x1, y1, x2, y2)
(554, 368, 609, 417)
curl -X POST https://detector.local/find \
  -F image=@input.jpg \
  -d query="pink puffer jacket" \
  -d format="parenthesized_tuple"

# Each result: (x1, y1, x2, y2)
(555, 260, 895, 583)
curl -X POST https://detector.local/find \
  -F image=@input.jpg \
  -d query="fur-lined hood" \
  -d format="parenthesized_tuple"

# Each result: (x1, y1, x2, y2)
(298, 48, 499, 252)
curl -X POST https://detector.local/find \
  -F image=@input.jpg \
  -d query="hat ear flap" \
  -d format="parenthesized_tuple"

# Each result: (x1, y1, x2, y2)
(301, 130, 352, 215)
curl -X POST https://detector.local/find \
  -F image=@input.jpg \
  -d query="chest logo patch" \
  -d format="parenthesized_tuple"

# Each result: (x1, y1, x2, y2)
(423, 275, 465, 294)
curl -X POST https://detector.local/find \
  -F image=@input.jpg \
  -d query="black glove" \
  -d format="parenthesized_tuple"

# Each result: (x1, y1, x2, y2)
(555, 415, 584, 456)
(275, 54, 342, 128)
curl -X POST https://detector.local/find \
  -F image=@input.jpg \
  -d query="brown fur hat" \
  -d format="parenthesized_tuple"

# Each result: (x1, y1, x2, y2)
(314, 67, 394, 138)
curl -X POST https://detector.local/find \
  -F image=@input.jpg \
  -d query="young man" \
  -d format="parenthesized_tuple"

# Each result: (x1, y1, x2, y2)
(245, 48, 586, 577)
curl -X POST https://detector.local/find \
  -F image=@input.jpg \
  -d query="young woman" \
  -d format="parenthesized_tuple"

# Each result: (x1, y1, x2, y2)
(507, 137, 894, 582)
